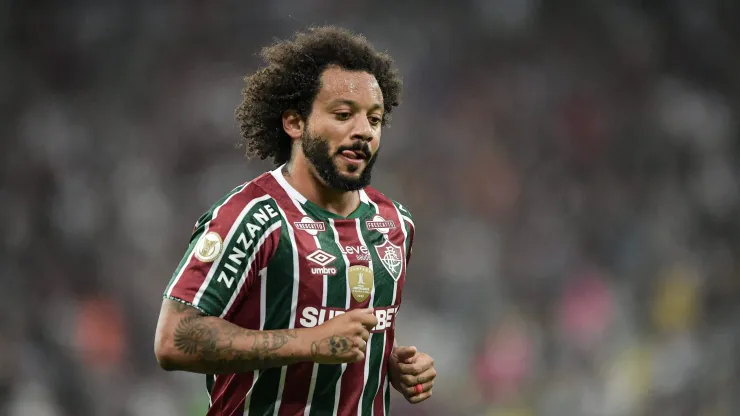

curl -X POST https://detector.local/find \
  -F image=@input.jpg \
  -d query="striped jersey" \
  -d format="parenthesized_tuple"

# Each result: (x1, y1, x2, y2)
(163, 166, 415, 416)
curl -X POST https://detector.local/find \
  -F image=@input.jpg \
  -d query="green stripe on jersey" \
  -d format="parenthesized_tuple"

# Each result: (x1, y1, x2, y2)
(308, 221, 349, 416)
(195, 198, 281, 316)
(360, 218, 395, 416)
(247, 221, 297, 415)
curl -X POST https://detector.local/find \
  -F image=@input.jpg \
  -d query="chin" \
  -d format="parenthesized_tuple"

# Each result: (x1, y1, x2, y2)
(335, 160, 363, 175)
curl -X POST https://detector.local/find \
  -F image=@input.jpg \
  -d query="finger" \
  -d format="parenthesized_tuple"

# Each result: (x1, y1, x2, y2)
(358, 313, 378, 328)
(401, 367, 436, 386)
(356, 338, 367, 352)
(408, 390, 432, 404)
(350, 351, 365, 363)
(404, 380, 433, 397)
(349, 308, 375, 316)
(397, 359, 433, 376)
(359, 328, 370, 341)
(393, 345, 417, 362)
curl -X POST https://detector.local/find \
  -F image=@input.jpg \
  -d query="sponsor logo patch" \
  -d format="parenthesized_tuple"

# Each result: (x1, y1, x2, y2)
(194, 231, 223, 263)
(366, 215, 396, 235)
(294, 216, 325, 236)
(306, 249, 337, 276)
(306, 249, 336, 266)
(299, 305, 399, 332)
(340, 244, 372, 261)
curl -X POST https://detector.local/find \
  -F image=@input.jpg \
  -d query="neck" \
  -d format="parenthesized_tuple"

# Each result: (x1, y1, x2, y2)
(282, 157, 360, 217)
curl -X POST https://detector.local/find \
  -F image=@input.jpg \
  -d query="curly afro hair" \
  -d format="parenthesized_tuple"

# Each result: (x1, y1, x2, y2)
(235, 26, 403, 167)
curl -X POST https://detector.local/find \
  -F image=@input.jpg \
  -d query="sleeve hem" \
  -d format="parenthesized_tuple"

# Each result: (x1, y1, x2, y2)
(162, 295, 212, 316)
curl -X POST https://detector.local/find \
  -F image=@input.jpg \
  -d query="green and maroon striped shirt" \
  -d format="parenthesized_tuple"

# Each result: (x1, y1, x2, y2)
(163, 166, 415, 416)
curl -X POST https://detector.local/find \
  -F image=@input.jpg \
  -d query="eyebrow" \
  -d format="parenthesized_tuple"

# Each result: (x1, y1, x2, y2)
(329, 99, 383, 112)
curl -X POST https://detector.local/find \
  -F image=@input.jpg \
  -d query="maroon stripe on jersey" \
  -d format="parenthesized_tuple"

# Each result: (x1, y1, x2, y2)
(207, 373, 253, 416)
(221, 226, 281, 322)
(168, 179, 271, 305)
(258, 173, 327, 416)
(207, 264, 265, 415)
(364, 188, 407, 416)
(334, 219, 371, 416)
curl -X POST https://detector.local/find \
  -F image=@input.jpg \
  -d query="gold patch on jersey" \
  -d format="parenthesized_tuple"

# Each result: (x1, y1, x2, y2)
(194, 231, 223, 263)
(348, 265, 374, 303)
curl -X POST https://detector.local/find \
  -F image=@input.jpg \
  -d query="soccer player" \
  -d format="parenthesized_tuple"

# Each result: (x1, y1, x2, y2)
(153, 26, 436, 415)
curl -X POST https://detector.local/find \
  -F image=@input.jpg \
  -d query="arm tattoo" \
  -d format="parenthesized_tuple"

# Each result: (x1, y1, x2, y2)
(170, 305, 298, 373)
(310, 335, 354, 359)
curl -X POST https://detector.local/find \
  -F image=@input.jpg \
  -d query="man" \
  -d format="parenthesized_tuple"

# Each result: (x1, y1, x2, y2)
(154, 26, 436, 415)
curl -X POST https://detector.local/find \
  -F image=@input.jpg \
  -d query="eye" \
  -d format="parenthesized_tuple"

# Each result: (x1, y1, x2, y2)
(335, 112, 351, 121)
(369, 116, 382, 126)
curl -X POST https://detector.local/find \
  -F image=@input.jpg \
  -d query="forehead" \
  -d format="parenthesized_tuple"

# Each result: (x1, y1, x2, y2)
(315, 67, 383, 107)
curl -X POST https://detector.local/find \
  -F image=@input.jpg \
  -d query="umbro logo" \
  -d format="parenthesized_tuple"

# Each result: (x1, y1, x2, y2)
(306, 249, 337, 276)
(306, 249, 336, 267)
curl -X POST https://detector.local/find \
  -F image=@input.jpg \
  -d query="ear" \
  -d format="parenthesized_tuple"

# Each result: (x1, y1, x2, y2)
(282, 110, 304, 141)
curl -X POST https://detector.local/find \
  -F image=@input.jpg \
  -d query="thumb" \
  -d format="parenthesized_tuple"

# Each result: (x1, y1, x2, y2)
(394, 345, 417, 362)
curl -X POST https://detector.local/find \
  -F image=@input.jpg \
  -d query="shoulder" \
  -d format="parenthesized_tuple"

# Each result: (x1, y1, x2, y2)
(195, 172, 284, 232)
(363, 186, 414, 229)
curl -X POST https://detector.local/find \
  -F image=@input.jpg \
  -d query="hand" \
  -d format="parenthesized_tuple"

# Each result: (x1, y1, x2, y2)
(389, 345, 436, 404)
(307, 308, 378, 364)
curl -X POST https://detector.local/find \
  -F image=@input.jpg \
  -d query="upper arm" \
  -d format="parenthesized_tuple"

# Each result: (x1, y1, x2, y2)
(163, 186, 282, 318)
(154, 298, 203, 367)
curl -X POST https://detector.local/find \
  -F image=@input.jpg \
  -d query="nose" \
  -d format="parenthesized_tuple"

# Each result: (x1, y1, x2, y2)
(351, 117, 374, 142)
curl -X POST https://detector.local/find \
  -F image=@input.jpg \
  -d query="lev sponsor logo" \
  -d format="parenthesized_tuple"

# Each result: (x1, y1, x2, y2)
(340, 244, 372, 261)
(299, 305, 400, 332)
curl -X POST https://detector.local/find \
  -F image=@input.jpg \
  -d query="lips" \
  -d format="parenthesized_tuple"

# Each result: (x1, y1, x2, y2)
(341, 149, 366, 160)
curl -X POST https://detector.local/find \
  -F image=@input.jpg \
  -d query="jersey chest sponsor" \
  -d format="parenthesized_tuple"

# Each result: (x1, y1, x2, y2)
(340, 244, 372, 261)
(298, 305, 399, 332)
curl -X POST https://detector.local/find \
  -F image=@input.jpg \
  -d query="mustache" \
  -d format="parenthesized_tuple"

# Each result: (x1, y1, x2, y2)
(336, 142, 372, 159)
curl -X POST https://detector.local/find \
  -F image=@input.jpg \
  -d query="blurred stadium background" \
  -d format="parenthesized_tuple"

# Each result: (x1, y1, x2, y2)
(3, 1, 740, 415)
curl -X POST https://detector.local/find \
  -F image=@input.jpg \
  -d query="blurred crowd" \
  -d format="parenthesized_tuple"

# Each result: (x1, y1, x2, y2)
(3, 1, 740, 415)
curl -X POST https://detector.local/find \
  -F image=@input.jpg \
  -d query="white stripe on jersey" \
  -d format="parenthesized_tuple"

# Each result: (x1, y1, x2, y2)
(355, 216, 376, 416)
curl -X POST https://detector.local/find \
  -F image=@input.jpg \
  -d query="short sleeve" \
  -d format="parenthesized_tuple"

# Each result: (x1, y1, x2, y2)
(163, 185, 282, 317)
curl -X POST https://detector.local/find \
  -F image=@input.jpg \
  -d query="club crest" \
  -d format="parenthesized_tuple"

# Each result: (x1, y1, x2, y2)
(374, 239, 403, 281)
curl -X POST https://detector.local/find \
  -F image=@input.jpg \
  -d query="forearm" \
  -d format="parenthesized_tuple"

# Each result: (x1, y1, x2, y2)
(156, 303, 311, 374)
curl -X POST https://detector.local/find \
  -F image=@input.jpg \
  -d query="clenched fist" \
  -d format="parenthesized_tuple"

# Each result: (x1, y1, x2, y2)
(388, 345, 436, 404)
(307, 308, 378, 364)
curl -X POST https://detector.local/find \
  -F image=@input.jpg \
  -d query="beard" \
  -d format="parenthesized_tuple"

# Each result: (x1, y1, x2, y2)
(301, 130, 378, 192)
